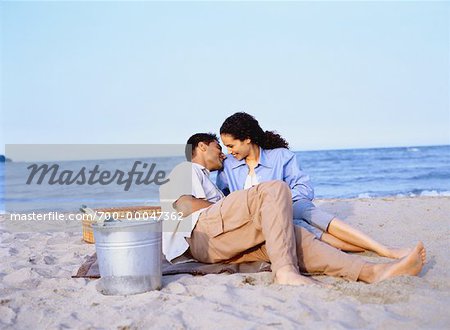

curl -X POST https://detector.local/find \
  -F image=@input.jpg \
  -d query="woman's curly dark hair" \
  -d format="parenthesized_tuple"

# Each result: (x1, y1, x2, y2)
(220, 112, 289, 149)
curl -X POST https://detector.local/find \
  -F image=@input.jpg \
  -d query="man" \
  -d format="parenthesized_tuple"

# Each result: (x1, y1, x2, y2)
(159, 133, 426, 286)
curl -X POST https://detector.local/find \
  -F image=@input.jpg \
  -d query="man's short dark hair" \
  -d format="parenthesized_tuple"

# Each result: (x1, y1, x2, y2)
(185, 133, 219, 161)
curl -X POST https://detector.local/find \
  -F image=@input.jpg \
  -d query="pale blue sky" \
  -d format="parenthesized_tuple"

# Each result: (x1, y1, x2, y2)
(1, 1, 449, 155)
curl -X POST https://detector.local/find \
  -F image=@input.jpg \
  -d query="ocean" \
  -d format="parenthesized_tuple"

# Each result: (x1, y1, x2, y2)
(297, 145, 450, 199)
(1, 145, 449, 212)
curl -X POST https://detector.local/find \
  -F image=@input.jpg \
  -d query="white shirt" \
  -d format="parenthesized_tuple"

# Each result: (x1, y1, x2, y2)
(159, 161, 224, 262)
(244, 173, 259, 189)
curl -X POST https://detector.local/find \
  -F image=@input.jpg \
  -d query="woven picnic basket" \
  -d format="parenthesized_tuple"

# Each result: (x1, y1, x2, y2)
(82, 206, 162, 243)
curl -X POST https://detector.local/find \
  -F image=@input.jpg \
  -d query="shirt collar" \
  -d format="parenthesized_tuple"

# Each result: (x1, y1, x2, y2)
(230, 147, 272, 169)
(258, 147, 272, 168)
(230, 156, 246, 169)
(192, 162, 209, 175)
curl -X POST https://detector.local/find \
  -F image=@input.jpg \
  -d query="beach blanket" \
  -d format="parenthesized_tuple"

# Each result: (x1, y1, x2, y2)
(72, 253, 272, 278)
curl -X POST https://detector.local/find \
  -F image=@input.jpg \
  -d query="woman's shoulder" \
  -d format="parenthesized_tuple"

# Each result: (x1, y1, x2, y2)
(263, 148, 295, 159)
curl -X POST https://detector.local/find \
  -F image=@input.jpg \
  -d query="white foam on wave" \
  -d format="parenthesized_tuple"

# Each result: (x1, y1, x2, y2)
(356, 190, 450, 199)
(357, 193, 373, 198)
(409, 190, 450, 197)
(394, 190, 450, 197)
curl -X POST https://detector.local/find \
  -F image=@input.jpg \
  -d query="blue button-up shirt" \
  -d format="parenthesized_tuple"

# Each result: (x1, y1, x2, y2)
(217, 147, 314, 201)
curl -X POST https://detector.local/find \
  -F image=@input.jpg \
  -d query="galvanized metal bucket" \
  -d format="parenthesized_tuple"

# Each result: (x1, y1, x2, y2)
(93, 220, 162, 295)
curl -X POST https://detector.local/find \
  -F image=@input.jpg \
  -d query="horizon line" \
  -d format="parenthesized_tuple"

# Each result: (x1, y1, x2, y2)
(292, 143, 450, 153)
(1, 143, 449, 160)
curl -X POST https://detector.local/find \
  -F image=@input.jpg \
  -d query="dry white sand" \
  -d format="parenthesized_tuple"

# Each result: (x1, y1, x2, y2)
(1, 197, 449, 329)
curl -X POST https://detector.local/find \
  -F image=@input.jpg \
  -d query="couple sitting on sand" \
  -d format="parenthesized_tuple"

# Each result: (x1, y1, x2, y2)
(160, 112, 426, 286)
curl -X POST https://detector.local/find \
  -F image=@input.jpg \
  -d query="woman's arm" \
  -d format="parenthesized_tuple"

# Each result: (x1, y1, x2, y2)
(283, 151, 315, 201)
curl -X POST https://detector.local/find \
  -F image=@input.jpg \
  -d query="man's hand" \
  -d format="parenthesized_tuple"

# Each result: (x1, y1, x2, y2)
(173, 195, 213, 217)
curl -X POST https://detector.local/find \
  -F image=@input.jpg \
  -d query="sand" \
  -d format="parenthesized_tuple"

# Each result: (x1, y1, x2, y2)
(1, 196, 449, 329)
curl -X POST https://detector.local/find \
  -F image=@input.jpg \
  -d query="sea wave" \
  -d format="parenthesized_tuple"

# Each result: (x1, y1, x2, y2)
(410, 172, 450, 180)
(356, 190, 450, 198)
(357, 193, 373, 198)
(407, 190, 450, 197)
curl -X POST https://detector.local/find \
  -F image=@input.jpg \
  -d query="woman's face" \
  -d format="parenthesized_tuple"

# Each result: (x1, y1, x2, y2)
(220, 134, 252, 160)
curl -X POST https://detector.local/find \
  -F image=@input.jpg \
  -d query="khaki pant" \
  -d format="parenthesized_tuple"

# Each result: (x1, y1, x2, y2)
(188, 180, 365, 281)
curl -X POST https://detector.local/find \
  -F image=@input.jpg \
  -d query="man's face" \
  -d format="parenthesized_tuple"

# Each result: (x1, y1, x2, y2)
(204, 140, 225, 171)
(220, 134, 251, 161)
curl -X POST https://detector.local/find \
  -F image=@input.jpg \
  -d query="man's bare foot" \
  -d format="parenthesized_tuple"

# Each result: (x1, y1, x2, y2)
(372, 242, 425, 283)
(274, 265, 319, 286)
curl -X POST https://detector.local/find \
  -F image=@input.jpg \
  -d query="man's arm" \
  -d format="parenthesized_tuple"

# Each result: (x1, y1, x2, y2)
(173, 195, 213, 217)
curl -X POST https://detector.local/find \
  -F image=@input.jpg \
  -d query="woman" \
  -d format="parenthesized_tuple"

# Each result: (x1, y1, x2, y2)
(217, 112, 409, 258)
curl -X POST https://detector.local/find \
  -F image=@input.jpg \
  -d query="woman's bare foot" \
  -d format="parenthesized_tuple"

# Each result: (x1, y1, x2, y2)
(371, 242, 425, 283)
(321, 233, 366, 253)
(274, 265, 319, 286)
(420, 245, 427, 263)
(382, 247, 413, 259)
